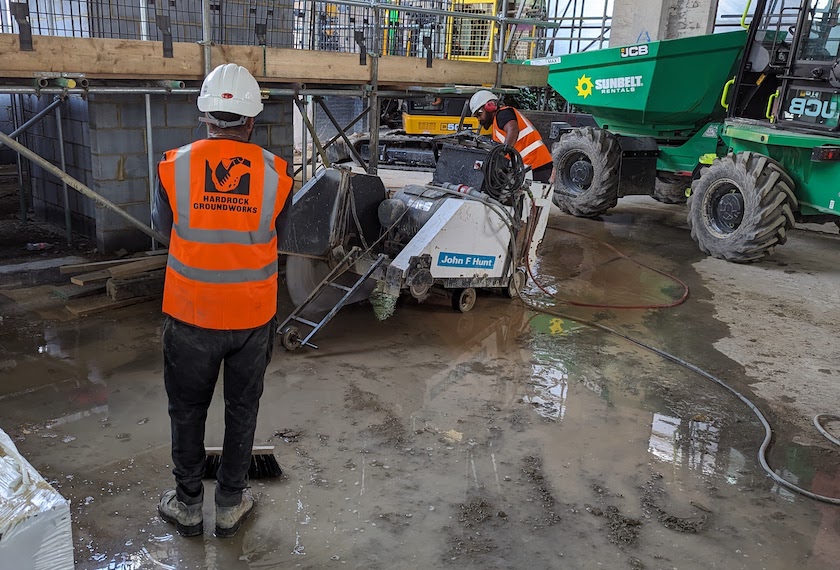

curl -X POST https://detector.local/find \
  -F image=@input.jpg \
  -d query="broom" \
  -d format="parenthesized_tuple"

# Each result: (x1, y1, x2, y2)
(203, 446, 283, 479)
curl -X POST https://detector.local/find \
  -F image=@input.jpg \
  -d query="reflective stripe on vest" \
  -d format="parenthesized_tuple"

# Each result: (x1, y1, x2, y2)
(167, 255, 277, 284)
(492, 107, 552, 169)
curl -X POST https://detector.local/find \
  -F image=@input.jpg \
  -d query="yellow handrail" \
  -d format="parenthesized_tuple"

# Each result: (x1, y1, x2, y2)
(721, 77, 736, 110)
(741, 0, 752, 29)
(766, 90, 780, 122)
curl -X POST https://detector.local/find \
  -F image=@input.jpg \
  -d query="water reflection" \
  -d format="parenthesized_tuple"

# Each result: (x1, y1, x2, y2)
(647, 412, 720, 477)
(525, 361, 569, 421)
(91, 544, 178, 570)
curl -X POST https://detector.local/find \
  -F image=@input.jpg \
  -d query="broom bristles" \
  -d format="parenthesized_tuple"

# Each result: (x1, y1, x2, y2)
(203, 446, 282, 479)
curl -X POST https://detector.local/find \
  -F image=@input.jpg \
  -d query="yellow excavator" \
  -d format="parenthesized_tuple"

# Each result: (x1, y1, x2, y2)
(351, 0, 543, 169)
(353, 95, 491, 169)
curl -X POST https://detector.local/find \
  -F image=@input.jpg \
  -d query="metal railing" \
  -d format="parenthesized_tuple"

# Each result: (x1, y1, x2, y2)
(0, 0, 612, 62)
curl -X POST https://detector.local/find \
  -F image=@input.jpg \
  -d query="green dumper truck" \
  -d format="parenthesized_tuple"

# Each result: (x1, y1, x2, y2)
(543, 0, 840, 262)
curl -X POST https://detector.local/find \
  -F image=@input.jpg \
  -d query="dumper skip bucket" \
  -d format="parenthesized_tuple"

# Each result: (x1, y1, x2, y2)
(545, 30, 748, 138)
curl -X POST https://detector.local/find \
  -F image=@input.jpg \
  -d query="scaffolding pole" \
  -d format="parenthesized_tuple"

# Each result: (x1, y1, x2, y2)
(0, 130, 169, 245)
(54, 99, 72, 246)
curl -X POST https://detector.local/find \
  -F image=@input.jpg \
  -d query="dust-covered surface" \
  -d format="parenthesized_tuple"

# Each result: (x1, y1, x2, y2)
(1, 193, 839, 569)
(694, 245, 840, 441)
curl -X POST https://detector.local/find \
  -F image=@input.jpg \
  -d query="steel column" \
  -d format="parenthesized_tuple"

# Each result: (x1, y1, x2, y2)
(10, 95, 27, 223)
(145, 94, 158, 250)
(54, 98, 72, 245)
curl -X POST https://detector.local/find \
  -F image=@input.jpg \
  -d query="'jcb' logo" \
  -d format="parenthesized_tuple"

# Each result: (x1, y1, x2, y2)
(620, 45, 649, 58)
(788, 97, 839, 120)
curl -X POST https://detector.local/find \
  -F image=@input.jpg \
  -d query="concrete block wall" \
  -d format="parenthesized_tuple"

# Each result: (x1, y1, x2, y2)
(23, 95, 95, 237)
(0, 95, 15, 164)
(89, 94, 294, 253)
(17, 92, 293, 254)
(88, 94, 196, 252)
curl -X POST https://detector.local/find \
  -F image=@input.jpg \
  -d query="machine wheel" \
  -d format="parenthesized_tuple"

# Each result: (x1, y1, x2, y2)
(551, 127, 620, 217)
(688, 152, 797, 263)
(505, 269, 527, 299)
(652, 174, 689, 204)
(280, 326, 302, 351)
(451, 288, 477, 313)
(409, 283, 431, 302)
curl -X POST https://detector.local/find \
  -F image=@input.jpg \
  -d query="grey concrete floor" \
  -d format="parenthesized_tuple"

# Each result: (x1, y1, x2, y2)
(1, 186, 840, 570)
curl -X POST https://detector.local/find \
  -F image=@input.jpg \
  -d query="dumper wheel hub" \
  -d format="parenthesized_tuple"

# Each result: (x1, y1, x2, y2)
(708, 183, 744, 234)
(560, 151, 594, 192)
(570, 159, 594, 187)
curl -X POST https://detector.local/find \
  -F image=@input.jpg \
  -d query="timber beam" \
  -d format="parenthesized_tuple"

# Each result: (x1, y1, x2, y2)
(0, 34, 548, 89)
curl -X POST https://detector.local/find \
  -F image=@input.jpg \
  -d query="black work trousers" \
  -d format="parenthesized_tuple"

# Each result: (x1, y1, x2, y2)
(162, 315, 276, 507)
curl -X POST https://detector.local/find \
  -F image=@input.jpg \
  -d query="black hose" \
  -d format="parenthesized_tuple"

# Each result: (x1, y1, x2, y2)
(516, 215, 840, 505)
(482, 144, 526, 205)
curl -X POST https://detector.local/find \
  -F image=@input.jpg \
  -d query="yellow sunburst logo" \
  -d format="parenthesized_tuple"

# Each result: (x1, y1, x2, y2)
(575, 75, 594, 99)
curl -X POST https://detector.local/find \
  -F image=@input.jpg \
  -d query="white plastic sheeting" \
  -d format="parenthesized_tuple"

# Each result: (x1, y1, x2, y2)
(0, 428, 74, 570)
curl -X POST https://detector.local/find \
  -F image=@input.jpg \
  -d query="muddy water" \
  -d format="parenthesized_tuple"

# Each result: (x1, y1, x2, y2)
(1, 220, 839, 569)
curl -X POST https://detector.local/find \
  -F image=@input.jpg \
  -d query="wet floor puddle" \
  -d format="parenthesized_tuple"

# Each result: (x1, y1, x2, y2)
(1, 299, 837, 570)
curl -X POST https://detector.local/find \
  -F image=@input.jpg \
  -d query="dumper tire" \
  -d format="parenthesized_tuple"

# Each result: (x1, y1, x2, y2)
(652, 174, 690, 204)
(688, 152, 797, 263)
(551, 127, 620, 217)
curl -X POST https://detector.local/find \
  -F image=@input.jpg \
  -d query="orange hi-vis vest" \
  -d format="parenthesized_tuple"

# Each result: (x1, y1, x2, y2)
(492, 106, 553, 170)
(158, 138, 292, 330)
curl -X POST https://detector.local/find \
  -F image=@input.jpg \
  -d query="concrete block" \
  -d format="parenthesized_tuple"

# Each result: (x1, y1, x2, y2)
(93, 154, 149, 181)
(152, 128, 197, 156)
(73, 144, 92, 173)
(89, 102, 120, 130)
(250, 127, 269, 148)
(90, 128, 145, 155)
(269, 124, 293, 148)
(92, 155, 121, 181)
(120, 102, 167, 129)
(67, 97, 89, 122)
(68, 119, 87, 145)
(165, 100, 201, 128)
(93, 178, 149, 208)
(121, 154, 155, 180)
(94, 201, 151, 232)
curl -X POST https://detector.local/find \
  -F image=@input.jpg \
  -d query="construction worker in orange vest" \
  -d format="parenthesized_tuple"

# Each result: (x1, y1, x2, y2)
(469, 90, 554, 183)
(152, 63, 292, 538)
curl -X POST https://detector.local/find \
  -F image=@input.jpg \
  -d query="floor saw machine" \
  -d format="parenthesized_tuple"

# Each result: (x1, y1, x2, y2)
(277, 135, 553, 350)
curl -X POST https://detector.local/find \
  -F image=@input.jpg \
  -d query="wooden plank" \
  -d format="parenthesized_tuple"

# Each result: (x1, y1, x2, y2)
(263, 49, 369, 84)
(144, 249, 169, 256)
(51, 283, 107, 300)
(107, 256, 168, 278)
(106, 270, 165, 301)
(65, 294, 159, 317)
(0, 35, 204, 79)
(0, 34, 547, 87)
(60, 258, 135, 275)
(71, 269, 114, 286)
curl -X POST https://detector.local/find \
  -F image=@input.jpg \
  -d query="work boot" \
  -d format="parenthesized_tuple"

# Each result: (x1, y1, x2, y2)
(215, 488, 255, 538)
(158, 489, 203, 537)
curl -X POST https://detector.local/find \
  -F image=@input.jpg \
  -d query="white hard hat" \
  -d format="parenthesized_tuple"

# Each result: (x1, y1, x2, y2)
(198, 63, 263, 120)
(469, 90, 499, 115)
